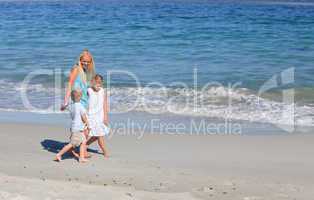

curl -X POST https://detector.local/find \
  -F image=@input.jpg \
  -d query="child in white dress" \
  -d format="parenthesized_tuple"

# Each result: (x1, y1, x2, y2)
(86, 74, 110, 158)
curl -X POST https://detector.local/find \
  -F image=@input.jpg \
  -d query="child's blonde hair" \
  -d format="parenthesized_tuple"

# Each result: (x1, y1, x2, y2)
(94, 74, 103, 81)
(71, 89, 82, 102)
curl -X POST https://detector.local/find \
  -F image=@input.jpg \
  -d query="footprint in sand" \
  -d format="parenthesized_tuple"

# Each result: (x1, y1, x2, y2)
(202, 186, 214, 193)
(125, 192, 133, 197)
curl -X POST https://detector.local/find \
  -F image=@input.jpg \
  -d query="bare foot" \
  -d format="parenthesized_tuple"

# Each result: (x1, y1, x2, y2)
(85, 153, 92, 158)
(54, 154, 61, 162)
(79, 158, 89, 163)
(103, 153, 110, 159)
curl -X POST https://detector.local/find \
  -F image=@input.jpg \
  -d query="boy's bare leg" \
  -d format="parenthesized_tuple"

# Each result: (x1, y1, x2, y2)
(83, 129, 89, 138)
(71, 149, 80, 159)
(54, 144, 73, 162)
(79, 141, 88, 163)
(97, 136, 109, 158)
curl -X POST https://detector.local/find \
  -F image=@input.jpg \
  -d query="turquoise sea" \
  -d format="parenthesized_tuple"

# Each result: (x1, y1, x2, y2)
(0, 0, 313, 128)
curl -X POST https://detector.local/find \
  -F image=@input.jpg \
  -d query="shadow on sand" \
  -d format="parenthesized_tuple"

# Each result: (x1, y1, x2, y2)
(41, 139, 100, 160)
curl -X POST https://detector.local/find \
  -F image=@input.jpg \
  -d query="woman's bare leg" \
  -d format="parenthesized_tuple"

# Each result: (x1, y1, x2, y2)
(97, 136, 109, 158)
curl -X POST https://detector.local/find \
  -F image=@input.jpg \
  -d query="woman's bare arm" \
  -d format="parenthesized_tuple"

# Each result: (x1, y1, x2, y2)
(61, 67, 78, 110)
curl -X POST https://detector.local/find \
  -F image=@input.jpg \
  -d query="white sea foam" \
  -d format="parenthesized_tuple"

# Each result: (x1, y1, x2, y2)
(108, 86, 314, 127)
(0, 79, 313, 127)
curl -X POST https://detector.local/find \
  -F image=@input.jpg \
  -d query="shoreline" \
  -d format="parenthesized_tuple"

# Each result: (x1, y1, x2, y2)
(0, 110, 313, 136)
(0, 122, 314, 199)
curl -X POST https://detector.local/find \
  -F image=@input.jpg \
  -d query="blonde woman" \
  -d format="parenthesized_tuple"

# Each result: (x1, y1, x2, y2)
(60, 49, 95, 159)
(61, 49, 95, 110)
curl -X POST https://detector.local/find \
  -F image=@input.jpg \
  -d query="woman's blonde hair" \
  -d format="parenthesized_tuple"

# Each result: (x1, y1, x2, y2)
(76, 49, 95, 83)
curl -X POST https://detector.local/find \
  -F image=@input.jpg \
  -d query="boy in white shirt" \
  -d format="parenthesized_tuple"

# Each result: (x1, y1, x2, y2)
(55, 89, 89, 163)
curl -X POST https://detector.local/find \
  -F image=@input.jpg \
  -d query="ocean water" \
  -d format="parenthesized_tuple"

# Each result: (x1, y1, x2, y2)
(0, 0, 314, 128)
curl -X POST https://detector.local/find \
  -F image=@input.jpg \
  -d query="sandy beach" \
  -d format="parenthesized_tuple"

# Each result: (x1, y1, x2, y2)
(1, 0, 314, 199)
(0, 122, 313, 200)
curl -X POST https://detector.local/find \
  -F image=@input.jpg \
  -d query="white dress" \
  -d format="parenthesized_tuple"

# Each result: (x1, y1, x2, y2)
(87, 87, 110, 136)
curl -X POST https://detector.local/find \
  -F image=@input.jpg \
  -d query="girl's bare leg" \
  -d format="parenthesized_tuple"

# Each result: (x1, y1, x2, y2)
(83, 129, 90, 158)
(54, 144, 73, 162)
(85, 136, 98, 158)
(97, 136, 109, 158)
(86, 136, 98, 146)
(79, 142, 88, 163)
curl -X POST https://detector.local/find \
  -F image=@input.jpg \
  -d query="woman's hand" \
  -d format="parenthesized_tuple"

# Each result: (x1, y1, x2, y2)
(60, 103, 68, 111)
